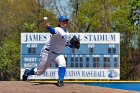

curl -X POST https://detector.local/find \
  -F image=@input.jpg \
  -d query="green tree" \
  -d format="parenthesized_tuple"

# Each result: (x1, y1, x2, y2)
(10, 0, 57, 32)
(69, 0, 114, 32)
(127, 0, 140, 80)
(69, 0, 136, 80)
(0, 0, 57, 80)
(0, 32, 20, 80)
(0, 0, 11, 42)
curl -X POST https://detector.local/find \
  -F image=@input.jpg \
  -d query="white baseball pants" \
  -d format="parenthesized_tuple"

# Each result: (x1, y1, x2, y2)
(35, 48, 66, 75)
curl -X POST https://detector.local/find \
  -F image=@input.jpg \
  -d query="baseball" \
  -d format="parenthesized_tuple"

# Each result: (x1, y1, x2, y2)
(43, 17, 48, 21)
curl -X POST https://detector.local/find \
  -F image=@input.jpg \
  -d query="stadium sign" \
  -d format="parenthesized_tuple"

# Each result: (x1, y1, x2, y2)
(20, 33, 120, 80)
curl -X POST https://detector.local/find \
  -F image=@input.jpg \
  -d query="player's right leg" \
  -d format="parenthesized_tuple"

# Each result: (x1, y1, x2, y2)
(22, 62, 50, 81)
(22, 48, 49, 81)
(22, 67, 35, 81)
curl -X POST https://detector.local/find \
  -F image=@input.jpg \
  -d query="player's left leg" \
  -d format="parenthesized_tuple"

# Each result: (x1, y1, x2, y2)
(55, 54, 66, 87)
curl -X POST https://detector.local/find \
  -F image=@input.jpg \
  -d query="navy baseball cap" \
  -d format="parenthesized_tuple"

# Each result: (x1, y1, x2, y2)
(59, 16, 69, 22)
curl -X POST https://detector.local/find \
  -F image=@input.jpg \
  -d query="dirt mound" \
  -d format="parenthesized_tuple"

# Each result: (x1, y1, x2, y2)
(0, 81, 139, 93)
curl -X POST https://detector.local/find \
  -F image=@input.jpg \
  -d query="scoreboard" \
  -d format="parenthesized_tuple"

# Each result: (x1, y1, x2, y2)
(20, 33, 120, 80)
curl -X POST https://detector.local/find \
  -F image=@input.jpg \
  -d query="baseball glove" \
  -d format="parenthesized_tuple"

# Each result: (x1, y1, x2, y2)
(70, 35, 80, 49)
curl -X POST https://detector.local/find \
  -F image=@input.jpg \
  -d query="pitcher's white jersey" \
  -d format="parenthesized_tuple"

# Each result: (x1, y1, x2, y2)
(43, 27, 70, 53)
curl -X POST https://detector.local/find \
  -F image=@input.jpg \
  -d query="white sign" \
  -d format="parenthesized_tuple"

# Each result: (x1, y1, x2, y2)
(21, 33, 51, 44)
(21, 33, 120, 44)
(21, 68, 120, 80)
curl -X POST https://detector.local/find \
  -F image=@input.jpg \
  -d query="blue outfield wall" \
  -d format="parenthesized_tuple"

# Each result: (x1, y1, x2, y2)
(21, 44, 120, 68)
(85, 83, 140, 92)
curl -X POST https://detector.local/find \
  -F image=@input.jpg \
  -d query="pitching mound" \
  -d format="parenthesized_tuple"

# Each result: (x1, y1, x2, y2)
(0, 81, 139, 93)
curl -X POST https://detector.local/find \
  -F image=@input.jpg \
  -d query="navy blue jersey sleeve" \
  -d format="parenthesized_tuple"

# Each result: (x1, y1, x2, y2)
(47, 26, 55, 34)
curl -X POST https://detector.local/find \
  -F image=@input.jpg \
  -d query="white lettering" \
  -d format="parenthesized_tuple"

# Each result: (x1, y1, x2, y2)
(26, 44, 37, 48)
(24, 63, 37, 68)
(24, 57, 37, 62)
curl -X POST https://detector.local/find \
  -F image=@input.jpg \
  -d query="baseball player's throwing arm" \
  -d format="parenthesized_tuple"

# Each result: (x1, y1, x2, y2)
(44, 17, 56, 34)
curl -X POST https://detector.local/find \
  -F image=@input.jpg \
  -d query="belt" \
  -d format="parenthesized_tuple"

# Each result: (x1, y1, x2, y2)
(45, 48, 60, 54)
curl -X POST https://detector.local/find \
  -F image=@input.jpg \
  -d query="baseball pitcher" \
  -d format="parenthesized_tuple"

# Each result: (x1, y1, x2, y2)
(22, 16, 80, 87)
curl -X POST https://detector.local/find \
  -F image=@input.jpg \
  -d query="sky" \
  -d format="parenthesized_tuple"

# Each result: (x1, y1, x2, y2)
(42, 0, 72, 18)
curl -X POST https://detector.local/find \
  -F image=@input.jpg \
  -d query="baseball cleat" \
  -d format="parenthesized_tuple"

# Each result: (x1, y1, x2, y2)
(56, 81, 64, 87)
(22, 69, 29, 81)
